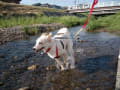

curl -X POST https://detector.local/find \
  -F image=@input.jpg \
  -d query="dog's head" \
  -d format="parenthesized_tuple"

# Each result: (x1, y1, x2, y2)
(33, 32, 52, 52)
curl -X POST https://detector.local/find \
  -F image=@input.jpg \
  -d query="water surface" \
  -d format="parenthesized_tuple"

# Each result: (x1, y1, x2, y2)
(0, 26, 120, 90)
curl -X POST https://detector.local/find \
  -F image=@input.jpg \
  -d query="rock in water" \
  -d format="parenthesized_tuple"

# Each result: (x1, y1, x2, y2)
(0, 82, 4, 86)
(18, 87, 30, 90)
(27, 64, 39, 71)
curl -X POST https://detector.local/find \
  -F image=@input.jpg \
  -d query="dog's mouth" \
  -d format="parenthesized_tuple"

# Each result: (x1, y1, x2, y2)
(36, 47, 44, 52)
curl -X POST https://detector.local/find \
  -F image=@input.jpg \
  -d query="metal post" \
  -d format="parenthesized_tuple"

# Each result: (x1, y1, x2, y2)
(74, 0, 77, 5)
(116, 49, 120, 90)
(103, 2, 105, 7)
(111, 1, 114, 6)
(119, 2, 120, 6)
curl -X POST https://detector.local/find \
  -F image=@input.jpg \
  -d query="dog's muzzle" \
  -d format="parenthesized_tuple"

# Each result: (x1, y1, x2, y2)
(33, 47, 44, 52)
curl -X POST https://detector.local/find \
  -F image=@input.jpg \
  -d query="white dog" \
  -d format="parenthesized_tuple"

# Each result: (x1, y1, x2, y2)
(118, 49, 120, 60)
(33, 28, 75, 70)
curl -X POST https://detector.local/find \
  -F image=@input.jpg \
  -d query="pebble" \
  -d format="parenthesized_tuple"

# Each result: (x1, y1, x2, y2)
(0, 82, 4, 86)
(10, 65, 14, 69)
(18, 87, 30, 90)
(46, 65, 56, 71)
(86, 88, 90, 90)
(13, 56, 17, 59)
(27, 65, 38, 71)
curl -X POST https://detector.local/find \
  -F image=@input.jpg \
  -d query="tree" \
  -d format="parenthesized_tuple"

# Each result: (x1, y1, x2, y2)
(0, 0, 21, 4)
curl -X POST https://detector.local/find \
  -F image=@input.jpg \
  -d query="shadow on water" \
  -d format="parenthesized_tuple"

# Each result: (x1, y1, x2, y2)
(0, 26, 120, 90)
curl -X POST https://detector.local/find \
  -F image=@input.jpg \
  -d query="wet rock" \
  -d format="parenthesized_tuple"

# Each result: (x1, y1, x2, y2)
(1, 72, 11, 80)
(46, 65, 56, 71)
(0, 55, 5, 58)
(10, 65, 14, 69)
(86, 88, 90, 90)
(18, 87, 30, 90)
(27, 64, 39, 71)
(0, 82, 4, 86)
(80, 40, 86, 43)
(13, 56, 18, 59)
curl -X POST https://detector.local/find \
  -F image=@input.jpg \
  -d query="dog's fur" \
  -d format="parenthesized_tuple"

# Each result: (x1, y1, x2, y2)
(33, 28, 75, 70)
(118, 49, 120, 60)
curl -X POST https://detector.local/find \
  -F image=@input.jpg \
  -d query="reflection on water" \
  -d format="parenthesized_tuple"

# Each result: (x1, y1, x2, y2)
(0, 26, 120, 90)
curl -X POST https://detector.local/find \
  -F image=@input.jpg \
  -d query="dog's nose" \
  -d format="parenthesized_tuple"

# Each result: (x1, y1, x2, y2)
(32, 47, 36, 51)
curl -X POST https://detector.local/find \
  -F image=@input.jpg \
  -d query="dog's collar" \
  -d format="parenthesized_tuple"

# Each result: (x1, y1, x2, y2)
(45, 45, 60, 59)
(45, 47, 51, 53)
(54, 45, 60, 59)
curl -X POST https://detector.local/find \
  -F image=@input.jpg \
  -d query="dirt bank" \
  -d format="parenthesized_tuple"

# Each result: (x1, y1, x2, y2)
(0, 23, 64, 45)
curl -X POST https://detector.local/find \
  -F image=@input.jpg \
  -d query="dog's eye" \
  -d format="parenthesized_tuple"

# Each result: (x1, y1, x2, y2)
(39, 42, 43, 44)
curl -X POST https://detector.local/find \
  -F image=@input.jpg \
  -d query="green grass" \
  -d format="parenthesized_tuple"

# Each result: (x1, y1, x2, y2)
(58, 16, 86, 27)
(0, 16, 86, 28)
(1, 1, 120, 33)
(86, 12, 120, 32)
(0, 1, 87, 30)
(22, 27, 38, 35)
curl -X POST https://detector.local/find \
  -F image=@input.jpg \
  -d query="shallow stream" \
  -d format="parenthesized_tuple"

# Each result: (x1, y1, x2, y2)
(0, 26, 120, 90)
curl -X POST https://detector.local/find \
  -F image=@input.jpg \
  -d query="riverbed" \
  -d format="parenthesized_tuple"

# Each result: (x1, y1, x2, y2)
(0, 26, 120, 90)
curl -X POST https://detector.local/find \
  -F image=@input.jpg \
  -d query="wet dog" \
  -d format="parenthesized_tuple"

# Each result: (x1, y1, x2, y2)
(33, 28, 75, 70)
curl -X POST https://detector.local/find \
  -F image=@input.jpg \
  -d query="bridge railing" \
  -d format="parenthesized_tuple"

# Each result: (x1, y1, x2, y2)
(67, 1, 120, 10)
(95, 1, 120, 7)
(67, 4, 91, 10)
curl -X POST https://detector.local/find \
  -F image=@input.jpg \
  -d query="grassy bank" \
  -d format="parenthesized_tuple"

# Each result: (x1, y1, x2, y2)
(0, 1, 64, 17)
(1, 1, 120, 33)
(0, 1, 87, 28)
(0, 1, 88, 36)
(86, 12, 120, 32)
(0, 16, 86, 28)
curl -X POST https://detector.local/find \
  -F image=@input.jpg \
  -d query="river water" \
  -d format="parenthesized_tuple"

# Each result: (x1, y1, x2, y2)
(0, 26, 120, 90)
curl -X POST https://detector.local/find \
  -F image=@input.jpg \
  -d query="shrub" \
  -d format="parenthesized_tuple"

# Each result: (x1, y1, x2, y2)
(22, 27, 38, 35)
(86, 14, 120, 31)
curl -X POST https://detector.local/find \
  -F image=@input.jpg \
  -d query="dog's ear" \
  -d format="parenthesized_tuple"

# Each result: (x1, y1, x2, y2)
(41, 33, 48, 36)
(47, 32, 52, 42)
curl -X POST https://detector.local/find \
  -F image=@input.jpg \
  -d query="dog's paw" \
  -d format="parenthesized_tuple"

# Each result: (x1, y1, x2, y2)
(70, 65, 75, 69)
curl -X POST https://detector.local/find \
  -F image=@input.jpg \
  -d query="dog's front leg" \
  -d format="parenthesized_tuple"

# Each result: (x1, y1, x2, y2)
(55, 61, 61, 70)
(68, 56, 75, 69)
(55, 59, 65, 71)
(62, 53, 70, 70)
